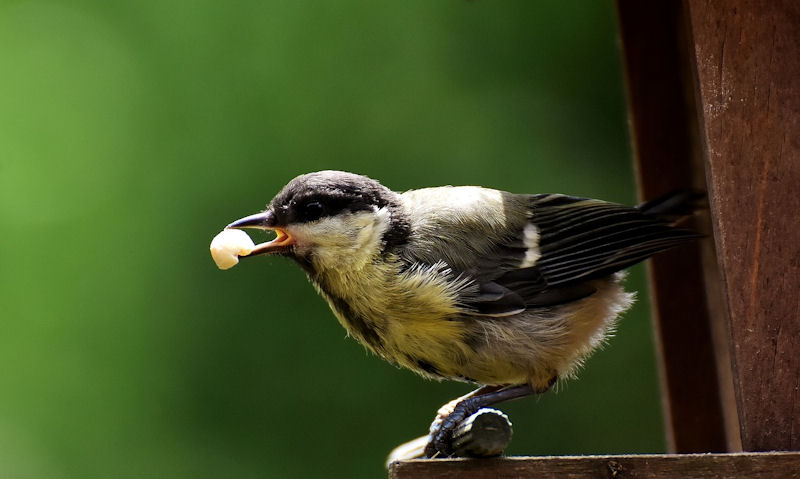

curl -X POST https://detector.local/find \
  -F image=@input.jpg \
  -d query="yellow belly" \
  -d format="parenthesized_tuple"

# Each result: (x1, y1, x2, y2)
(316, 259, 633, 390)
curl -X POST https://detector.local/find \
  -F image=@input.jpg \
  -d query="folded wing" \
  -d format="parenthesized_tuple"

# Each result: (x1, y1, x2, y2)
(461, 193, 699, 316)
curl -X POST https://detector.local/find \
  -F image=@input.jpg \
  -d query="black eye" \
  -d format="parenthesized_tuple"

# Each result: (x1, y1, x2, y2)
(303, 201, 324, 222)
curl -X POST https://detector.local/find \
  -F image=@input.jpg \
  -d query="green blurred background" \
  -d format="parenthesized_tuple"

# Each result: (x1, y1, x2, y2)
(0, 1, 665, 477)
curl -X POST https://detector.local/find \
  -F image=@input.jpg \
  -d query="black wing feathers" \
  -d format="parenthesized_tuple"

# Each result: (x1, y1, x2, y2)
(469, 282, 526, 316)
(531, 194, 699, 286)
(462, 193, 698, 315)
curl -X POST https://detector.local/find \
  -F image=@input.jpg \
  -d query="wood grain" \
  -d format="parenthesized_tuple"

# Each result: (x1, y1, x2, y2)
(616, 0, 731, 452)
(685, 0, 800, 451)
(389, 452, 800, 479)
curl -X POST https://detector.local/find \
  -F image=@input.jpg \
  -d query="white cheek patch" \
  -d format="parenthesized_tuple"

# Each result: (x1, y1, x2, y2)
(520, 222, 541, 268)
(288, 207, 391, 269)
(359, 206, 390, 246)
(288, 217, 359, 249)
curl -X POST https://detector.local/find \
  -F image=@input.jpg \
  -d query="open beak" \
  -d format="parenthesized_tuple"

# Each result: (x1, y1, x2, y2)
(226, 210, 295, 256)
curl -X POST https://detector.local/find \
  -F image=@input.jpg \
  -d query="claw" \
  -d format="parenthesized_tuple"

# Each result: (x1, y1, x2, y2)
(423, 382, 552, 458)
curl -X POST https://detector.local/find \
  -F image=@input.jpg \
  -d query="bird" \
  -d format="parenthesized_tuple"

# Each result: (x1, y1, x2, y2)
(217, 170, 699, 458)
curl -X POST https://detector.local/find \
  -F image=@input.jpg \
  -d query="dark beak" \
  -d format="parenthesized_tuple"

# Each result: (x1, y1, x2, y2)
(227, 210, 277, 230)
(226, 210, 294, 256)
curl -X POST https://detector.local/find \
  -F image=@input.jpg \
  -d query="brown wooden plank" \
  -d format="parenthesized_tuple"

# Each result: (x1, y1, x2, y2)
(389, 453, 800, 479)
(615, 0, 732, 453)
(684, 0, 800, 451)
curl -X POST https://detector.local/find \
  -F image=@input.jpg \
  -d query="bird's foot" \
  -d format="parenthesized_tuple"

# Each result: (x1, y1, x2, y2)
(425, 392, 486, 458)
(423, 379, 556, 458)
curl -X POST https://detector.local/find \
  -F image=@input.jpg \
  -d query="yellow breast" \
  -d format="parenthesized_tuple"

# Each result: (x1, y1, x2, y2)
(315, 257, 477, 380)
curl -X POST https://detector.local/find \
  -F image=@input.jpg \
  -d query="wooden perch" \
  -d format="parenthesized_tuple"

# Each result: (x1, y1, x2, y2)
(451, 408, 512, 458)
(389, 452, 800, 479)
(387, 408, 513, 466)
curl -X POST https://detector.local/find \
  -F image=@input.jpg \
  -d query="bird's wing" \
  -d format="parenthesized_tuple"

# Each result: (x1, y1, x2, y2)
(526, 193, 698, 285)
(440, 193, 698, 316)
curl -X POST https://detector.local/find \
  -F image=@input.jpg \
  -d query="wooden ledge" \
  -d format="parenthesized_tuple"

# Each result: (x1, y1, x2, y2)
(389, 452, 800, 478)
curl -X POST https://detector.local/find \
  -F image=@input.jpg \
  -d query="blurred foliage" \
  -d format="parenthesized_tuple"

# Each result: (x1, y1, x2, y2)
(0, 1, 665, 478)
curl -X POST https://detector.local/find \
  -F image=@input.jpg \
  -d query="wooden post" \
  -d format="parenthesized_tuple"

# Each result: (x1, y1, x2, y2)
(619, 0, 800, 453)
(616, 0, 733, 453)
(683, 0, 800, 452)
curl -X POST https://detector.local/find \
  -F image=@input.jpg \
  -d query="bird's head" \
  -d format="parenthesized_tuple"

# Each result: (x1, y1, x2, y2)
(227, 171, 410, 272)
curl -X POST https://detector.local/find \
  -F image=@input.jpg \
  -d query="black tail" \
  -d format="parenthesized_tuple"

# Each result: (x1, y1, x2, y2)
(637, 189, 705, 220)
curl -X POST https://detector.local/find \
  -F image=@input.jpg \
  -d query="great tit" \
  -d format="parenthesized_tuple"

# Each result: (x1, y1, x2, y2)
(217, 170, 699, 458)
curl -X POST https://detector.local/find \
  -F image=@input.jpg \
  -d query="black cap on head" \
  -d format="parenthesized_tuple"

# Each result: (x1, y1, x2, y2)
(268, 171, 411, 250)
(268, 171, 391, 224)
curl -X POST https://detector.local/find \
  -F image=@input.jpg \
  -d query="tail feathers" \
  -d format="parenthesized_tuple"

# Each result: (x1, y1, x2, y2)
(637, 189, 705, 220)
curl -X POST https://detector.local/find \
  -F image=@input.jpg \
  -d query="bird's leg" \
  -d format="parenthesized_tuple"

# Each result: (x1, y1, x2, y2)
(427, 386, 503, 439)
(424, 377, 557, 458)
(425, 385, 532, 458)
